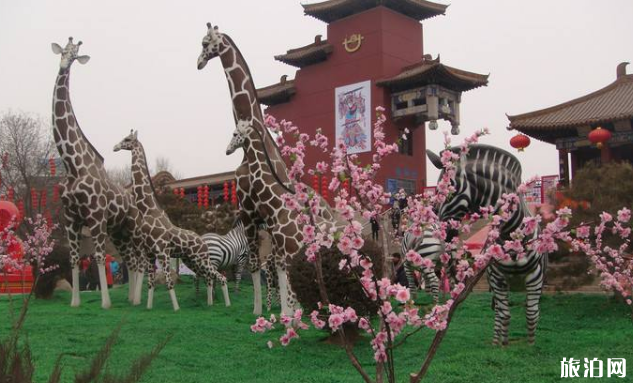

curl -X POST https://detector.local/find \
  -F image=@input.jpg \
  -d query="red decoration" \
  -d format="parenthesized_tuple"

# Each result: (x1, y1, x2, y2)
(231, 180, 237, 206)
(510, 133, 531, 152)
(40, 190, 47, 209)
(588, 126, 612, 149)
(17, 201, 24, 222)
(7, 187, 14, 202)
(179, 188, 185, 198)
(31, 188, 38, 210)
(1, 152, 8, 169)
(312, 174, 320, 194)
(203, 185, 209, 208)
(223, 181, 229, 202)
(0, 201, 19, 230)
(49, 157, 57, 176)
(173, 188, 178, 196)
(321, 176, 329, 200)
(197, 186, 203, 207)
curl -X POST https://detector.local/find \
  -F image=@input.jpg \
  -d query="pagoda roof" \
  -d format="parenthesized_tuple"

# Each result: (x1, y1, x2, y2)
(376, 56, 489, 92)
(303, 0, 448, 23)
(508, 63, 633, 141)
(257, 76, 297, 106)
(275, 35, 333, 68)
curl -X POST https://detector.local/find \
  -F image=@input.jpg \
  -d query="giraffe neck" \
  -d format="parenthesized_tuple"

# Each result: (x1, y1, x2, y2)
(130, 142, 160, 214)
(219, 34, 293, 190)
(52, 70, 105, 178)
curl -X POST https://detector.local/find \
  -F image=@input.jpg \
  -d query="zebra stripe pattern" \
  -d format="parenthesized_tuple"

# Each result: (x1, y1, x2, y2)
(200, 219, 249, 293)
(428, 144, 545, 345)
(400, 228, 444, 302)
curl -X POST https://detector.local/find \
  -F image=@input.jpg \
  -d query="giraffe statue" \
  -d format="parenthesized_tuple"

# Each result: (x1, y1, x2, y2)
(113, 130, 230, 311)
(197, 24, 312, 316)
(51, 37, 144, 309)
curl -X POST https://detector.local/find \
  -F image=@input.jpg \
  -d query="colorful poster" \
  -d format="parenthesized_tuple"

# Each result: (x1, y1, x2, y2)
(335, 80, 371, 154)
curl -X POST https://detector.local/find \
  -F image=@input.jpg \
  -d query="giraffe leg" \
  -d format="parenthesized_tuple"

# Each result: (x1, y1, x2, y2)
(158, 252, 179, 312)
(525, 257, 544, 344)
(146, 259, 156, 310)
(234, 259, 244, 293)
(220, 277, 231, 307)
(276, 263, 294, 316)
(66, 220, 82, 307)
(252, 271, 262, 316)
(488, 265, 510, 346)
(243, 219, 262, 315)
(207, 277, 214, 306)
(134, 270, 145, 306)
(89, 219, 111, 309)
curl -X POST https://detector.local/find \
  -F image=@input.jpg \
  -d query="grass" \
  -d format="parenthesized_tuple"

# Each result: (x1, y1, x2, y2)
(1, 279, 632, 383)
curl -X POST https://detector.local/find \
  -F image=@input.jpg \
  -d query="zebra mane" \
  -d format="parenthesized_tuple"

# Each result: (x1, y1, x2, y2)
(446, 144, 523, 191)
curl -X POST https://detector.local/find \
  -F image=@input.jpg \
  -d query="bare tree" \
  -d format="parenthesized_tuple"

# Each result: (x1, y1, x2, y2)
(106, 165, 132, 188)
(153, 155, 182, 179)
(0, 110, 60, 223)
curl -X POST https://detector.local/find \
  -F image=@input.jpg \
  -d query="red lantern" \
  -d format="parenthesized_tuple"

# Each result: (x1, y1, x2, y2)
(0, 201, 19, 231)
(312, 174, 320, 194)
(40, 190, 47, 209)
(223, 181, 229, 202)
(17, 201, 24, 222)
(179, 188, 185, 198)
(321, 176, 328, 200)
(7, 187, 14, 202)
(588, 126, 612, 149)
(49, 157, 57, 176)
(31, 188, 38, 210)
(203, 185, 209, 208)
(510, 133, 531, 152)
(231, 180, 237, 206)
(197, 186, 203, 207)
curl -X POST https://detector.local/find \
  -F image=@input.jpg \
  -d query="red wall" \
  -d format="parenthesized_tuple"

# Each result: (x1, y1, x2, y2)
(266, 7, 429, 193)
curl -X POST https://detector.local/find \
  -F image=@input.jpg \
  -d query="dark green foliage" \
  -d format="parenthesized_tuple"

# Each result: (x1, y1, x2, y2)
(33, 244, 72, 300)
(549, 161, 633, 289)
(200, 203, 238, 235)
(288, 240, 384, 318)
(154, 192, 207, 235)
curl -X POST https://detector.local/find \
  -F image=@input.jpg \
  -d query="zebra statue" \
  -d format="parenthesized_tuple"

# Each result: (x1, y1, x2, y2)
(401, 228, 444, 302)
(197, 219, 249, 294)
(426, 144, 546, 345)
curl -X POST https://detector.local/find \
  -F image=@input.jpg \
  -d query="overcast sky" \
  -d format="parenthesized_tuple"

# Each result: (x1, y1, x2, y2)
(1, 0, 632, 183)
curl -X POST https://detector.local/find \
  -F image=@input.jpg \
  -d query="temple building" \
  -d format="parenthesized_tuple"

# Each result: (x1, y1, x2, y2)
(256, 0, 488, 194)
(508, 62, 633, 185)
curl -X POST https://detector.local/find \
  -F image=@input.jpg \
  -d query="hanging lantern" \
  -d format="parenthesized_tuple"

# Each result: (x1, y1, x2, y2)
(173, 188, 178, 196)
(40, 190, 47, 209)
(588, 126, 612, 149)
(0, 200, 19, 230)
(45, 210, 53, 228)
(231, 180, 237, 206)
(223, 181, 229, 202)
(179, 188, 185, 198)
(321, 176, 329, 200)
(312, 174, 320, 194)
(510, 133, 531, 152)
(49, 157, 57, 176)
(203, 185, 209, 208)
(197, 186, 203, 207)
(17, 201, 25, 222)
(7, 187, 14, 202)
(31, 188, 38, 211)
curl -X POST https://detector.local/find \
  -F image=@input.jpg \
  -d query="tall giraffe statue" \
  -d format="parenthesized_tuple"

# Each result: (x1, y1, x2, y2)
(197, 24, 308, 315)
(113, 130, 230, 311)
(51, 37, 143, 309)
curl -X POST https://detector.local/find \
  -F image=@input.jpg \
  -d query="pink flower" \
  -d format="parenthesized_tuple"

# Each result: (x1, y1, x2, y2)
(617, 208, 631, 223)
(395, 286, 410, 303)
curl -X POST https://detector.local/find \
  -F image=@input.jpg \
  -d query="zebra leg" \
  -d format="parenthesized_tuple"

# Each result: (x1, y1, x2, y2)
(525, 258, 544, 344)
(404, 261, 419, 298)
(488, 264, 510, 346)
(422, 267, 440, 303)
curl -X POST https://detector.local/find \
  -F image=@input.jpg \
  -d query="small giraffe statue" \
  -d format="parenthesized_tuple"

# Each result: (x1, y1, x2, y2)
(51, 37, 144, 309)
(197, 24, 307, 315)
(113, 130, 229, 311)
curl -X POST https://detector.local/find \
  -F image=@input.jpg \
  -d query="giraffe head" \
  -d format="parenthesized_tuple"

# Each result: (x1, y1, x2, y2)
(51, 37, 90, 73)
(113, 130, 138, 152)
(197, 23, 225, 70)
(226, 120, 250, 155)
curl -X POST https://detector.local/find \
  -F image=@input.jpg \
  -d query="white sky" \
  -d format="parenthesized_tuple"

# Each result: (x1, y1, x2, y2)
(1, 0, 632, 183)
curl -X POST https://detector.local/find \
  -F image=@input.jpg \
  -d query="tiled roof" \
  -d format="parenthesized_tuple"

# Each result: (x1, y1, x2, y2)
(376, 56, 489, 92)
(303, 0, 447, 23)
(256, 76, 297, 106)
(275, 35, 333, 68)
(508, 64, 633, 131)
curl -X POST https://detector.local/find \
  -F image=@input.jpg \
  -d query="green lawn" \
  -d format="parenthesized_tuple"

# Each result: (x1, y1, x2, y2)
(1, 280, 632, 383)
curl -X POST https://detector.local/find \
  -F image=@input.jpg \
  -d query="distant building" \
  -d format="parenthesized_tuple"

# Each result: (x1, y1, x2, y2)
(508, 63, 633, 184)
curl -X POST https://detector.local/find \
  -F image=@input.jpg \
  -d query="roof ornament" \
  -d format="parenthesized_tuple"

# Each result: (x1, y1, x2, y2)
(617, 62, 629, 79)
(343, 33, 363, 53)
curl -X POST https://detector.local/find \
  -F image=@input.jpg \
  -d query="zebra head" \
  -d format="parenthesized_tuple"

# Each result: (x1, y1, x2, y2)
(427, 149, 471, 222)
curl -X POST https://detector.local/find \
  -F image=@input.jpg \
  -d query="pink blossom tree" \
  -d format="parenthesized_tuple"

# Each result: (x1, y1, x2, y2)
(251, 107, 632, 383)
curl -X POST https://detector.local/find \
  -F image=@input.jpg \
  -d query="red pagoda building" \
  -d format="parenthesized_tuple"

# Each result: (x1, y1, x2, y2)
(256, 0, 488, 194)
